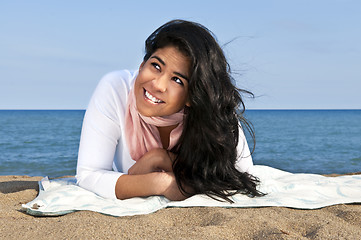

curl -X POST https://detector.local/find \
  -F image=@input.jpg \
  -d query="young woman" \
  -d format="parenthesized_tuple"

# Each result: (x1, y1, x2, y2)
(76, 20, 263, 202)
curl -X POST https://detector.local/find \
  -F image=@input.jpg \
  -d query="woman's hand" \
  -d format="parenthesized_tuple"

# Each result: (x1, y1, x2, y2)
(124, 148, 189, 201)
(158, 172, 188, 201)
(128, 148, 174, 175)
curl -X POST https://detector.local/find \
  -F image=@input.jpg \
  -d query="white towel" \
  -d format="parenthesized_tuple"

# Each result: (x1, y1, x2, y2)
(22, 165, 361, 217)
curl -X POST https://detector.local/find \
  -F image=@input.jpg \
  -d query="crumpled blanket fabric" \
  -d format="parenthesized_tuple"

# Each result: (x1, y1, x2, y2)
(22, 165, 361, 217)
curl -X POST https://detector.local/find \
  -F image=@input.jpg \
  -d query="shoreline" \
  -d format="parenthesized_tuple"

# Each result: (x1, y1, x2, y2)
(1, 175, 360, 239)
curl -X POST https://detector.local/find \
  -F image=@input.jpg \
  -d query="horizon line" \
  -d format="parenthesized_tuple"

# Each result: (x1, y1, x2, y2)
(1, 108, 360, 111)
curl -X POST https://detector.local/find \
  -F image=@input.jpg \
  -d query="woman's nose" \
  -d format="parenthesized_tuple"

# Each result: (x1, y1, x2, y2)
(153, 74, 168, 92)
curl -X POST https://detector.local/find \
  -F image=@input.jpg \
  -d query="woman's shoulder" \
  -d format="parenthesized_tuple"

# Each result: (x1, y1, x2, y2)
(89, 70, 137, 114)
(98, 70, 137, 91)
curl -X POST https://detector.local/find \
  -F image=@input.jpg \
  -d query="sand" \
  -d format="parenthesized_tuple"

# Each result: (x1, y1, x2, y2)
(0, 175, 360, 239)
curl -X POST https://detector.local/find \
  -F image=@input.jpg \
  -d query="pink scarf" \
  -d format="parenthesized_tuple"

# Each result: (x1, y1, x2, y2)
(124, 87, 184, 161)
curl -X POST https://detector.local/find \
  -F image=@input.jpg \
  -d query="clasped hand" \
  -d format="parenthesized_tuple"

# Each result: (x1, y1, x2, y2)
(128, 148, 174, 175)
(128, 148, 187, 201)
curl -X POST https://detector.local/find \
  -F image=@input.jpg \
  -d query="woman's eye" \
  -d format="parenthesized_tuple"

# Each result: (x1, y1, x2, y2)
(172, 77, 184, 86)
(151, 63, 161, 71)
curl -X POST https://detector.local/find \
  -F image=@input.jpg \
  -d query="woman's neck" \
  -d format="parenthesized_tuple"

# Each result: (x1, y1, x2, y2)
(157, 125, 178, 149)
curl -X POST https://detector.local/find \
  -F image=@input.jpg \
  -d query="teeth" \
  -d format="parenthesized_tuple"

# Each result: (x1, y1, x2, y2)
(145, 90, 162, 103)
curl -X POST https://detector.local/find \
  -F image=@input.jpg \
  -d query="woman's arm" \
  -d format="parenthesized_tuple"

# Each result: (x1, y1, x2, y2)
(235, 125, 254, 173)
(76, 71, 133, 199)
(115, 171, 187, 201)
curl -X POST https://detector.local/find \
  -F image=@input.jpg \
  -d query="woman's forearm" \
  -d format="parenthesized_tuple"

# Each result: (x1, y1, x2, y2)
(115, 172, 167, 200)
(115, 172, 187, 201)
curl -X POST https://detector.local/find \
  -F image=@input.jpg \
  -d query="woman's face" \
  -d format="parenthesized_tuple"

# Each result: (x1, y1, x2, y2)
(134, 46, 191, 117)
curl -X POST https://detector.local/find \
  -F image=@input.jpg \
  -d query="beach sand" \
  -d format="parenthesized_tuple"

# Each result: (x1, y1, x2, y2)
(0, 175, 360, 239)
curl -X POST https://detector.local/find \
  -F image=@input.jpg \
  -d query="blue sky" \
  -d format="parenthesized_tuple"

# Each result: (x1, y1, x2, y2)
(1, 0, 360, 109)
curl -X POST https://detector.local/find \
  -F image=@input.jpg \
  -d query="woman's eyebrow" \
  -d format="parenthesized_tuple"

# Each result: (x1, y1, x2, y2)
(151, 56, 165, 65)
(174, 72, 189, 81)
(151, 55, 189, 81)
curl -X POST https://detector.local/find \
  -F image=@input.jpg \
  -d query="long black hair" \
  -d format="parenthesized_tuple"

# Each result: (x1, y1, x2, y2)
(143, 20, 264, 202)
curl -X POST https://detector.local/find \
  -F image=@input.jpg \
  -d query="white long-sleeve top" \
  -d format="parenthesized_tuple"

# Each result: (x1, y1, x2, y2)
(76, 70, 254, 199)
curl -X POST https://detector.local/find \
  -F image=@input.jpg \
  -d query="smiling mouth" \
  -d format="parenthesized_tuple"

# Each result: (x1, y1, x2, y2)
(144, 89, 165, 104)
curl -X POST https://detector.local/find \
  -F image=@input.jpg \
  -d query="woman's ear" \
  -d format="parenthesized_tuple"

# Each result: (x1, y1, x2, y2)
(139, 61, 145, 71)
(185, 99, 191, 107)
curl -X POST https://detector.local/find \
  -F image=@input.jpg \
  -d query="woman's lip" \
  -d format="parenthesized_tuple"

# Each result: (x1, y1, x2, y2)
(143, 88, 165, 104)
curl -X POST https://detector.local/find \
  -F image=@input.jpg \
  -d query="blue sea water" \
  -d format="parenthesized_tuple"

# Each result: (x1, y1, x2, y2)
(0, 110, 84, 177)
(0, 110, 360, 177)
(245, 110, 361, 174)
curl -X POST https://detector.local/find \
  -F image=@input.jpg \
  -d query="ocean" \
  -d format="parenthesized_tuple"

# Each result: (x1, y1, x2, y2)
(0, 110, 360, 177)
